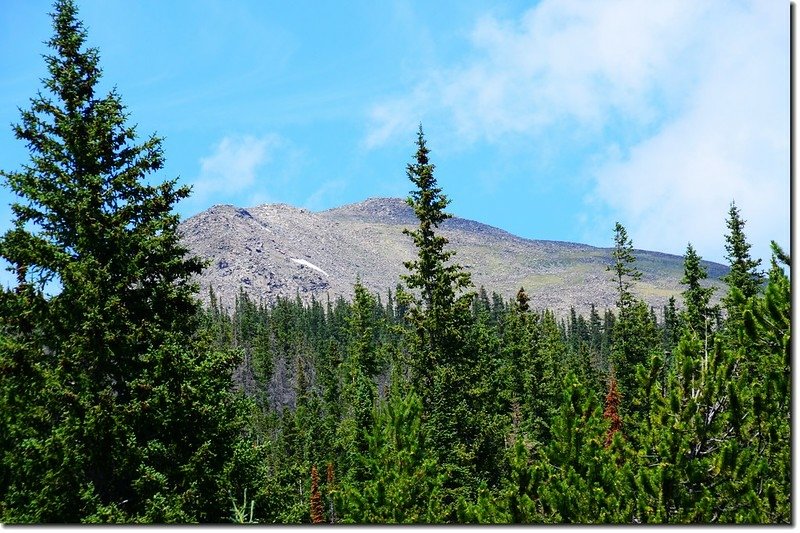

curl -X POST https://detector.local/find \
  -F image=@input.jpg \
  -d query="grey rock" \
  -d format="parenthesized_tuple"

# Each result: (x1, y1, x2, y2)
(179, 197, 727, 318)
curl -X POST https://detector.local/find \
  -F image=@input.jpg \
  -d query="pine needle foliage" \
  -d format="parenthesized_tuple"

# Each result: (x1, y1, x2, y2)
(722, 202, 764, 306)
(0, 0, 248, 522)
(399, 125, 474, 389)
(680, 243, 716, 345)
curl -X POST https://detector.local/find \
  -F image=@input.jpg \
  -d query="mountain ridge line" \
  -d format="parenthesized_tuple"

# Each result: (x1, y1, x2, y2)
(179, 196, 727, 317)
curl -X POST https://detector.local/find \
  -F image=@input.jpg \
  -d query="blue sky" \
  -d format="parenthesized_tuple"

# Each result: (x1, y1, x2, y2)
(0, 0, 790, 284)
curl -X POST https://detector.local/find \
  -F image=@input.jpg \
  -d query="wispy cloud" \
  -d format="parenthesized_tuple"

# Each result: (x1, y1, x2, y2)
(364, 0, 787, 263)
(585, 1, 788, 263)
(365, 0, 708, 146)
(191, 135, 278, 202)
(364, 89, 424, 150)
(303, 180, 346, 211)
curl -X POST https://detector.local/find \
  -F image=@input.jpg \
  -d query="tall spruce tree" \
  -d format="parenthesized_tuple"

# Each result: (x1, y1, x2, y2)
(721, 202, 764, 310)
(398, 125, 474, 398)
(400, 126, 473, 380)
(398, 125, 478, 516)
(679, 243, 716, 345)
(606, 223, 655, 413)
(608, 222, 642, 315)
(0, 0, 247, 522)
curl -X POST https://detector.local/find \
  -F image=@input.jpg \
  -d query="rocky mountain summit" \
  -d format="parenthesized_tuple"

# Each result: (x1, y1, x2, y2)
(179, 197, 727, 317)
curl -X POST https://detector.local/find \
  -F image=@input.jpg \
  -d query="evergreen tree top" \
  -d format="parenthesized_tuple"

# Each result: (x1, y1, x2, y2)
(680, 242, 715, 341)
(680, 243, 708, 289)
(722, 201, 764, 302)
(405, 125, 450, 229)
(401, 125, 471, 314)
(44, 0, 100, 111)
(607, 222, 641, 312)
(1, 0, 202, 327)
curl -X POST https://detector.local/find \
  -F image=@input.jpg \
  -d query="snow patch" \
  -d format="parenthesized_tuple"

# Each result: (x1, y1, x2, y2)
(290, 258, 329, 277)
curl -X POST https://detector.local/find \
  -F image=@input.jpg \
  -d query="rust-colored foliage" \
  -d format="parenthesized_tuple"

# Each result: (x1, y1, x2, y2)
(310, 465, 325, 524)
(603, 376, 623, 448)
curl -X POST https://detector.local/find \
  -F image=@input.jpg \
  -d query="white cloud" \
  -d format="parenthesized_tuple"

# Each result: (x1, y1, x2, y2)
(303, 179, 346, 211)
(363, 84, 433, 149)
(366, 0, 709, 145)
(191, 134, 281, 205)
(586, 1, 788, 264)
(365, 0, 788, 264)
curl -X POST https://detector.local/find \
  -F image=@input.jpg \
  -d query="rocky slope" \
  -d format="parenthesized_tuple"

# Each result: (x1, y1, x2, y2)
(179, 197, 727, 317)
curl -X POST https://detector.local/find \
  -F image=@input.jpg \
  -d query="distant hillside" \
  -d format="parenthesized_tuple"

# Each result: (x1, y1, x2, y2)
(179, 197, 727, 317)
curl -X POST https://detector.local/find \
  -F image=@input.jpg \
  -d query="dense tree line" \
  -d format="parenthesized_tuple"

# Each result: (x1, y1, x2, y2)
(0, 1, 790, 524)
(185, 145, 788, 524)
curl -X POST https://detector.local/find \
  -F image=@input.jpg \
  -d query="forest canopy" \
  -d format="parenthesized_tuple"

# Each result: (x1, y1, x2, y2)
(0, 0, 790, 524)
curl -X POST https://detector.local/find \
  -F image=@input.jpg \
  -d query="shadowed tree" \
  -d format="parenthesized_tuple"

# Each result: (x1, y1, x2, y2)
(515, 287, 531, 313)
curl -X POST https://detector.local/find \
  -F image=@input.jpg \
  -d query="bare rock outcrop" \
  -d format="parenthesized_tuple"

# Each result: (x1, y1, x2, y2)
(179, 197, 727, 317)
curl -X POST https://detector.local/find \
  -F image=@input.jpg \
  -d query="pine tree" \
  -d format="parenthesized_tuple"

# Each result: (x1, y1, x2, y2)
(467, 301, 509, 488)
(634, 242, 790, 526)
(397, 126, 479, 513)
(735, 242, 790, 522)
(601, 309, 615, 367)
(608, 222, 642, 315)
(661, 297, 681, 364)
(718, 202, 767, 377)
(634, 336, 741, 522)
(532, 374, 635, 523)
(522, 310, 562, 441)
(679, 243, 716, 345)
(338, 390, 445, 523)
(0, 1, 247, 522)
(400, 125, 473, 392)
(587, 304, 607, 370)
(606, 223, 655, 413)
(336, 282, 380, 486)
(721, 202, 764, 309)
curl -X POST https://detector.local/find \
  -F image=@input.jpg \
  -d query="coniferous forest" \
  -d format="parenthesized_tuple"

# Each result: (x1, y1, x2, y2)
(0, 1, 790, 524)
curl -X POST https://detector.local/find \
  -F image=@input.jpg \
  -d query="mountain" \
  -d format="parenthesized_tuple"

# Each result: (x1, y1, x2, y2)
(179, 197, 727, 317)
